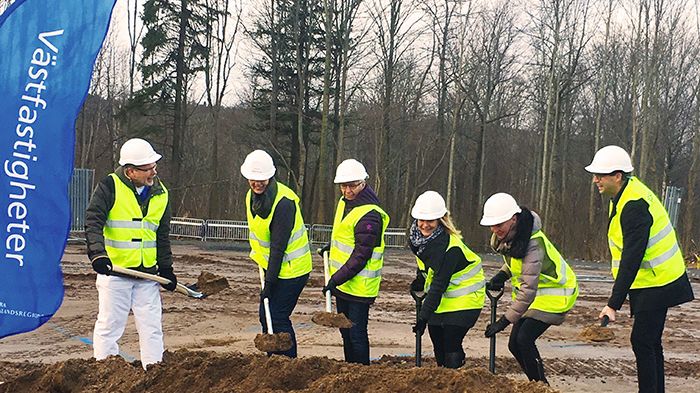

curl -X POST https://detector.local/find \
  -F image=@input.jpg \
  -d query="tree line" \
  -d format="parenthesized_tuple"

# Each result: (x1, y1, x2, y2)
(63, 0, 700, 261)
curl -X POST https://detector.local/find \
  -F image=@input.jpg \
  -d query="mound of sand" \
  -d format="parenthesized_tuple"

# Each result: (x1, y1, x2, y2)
(0, 350, 557, 393)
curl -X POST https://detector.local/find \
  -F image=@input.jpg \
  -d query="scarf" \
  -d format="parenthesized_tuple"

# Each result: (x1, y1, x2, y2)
(409, 220, 444, 257)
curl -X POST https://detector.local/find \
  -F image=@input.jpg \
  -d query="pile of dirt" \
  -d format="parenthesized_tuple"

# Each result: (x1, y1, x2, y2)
(0, 350, 558, 393)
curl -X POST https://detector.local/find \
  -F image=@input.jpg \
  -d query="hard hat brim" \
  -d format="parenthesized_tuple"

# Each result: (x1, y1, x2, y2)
(333, 174, 368, 184)
(119, 152, 162, 167)
(241, 167, 276, 181)
(411, 208, 447, 220)
(584, 163, 634, 174)
(480, 210, 519, 226)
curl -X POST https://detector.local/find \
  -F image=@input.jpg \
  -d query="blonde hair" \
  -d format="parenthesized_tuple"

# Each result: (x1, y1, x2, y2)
(439, 213, 462, 239)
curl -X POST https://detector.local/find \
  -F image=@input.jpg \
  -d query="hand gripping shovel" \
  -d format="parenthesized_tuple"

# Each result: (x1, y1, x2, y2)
(254, 266, 293, 353)
(410, 290, 426, 367)
(486, 285, 504, 373)
(311, 250, 352, 328)
(111, 265, 205, 299)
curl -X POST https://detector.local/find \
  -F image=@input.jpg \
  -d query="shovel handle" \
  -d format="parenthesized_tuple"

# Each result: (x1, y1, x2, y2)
(258, 266, 275, 334)
(111, 265, 203, 298)
(487, 285, 503, 374)
(323, 251, 332, 313)
(600, 315, 610, 327)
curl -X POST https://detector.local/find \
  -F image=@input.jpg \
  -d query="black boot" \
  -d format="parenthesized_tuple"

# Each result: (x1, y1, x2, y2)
(443, 351, 465, 369)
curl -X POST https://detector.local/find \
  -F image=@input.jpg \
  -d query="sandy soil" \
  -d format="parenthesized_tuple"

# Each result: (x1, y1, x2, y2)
(0, 241, 698, 392)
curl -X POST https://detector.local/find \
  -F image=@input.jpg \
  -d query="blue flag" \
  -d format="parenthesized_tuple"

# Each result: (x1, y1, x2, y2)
(0, 0, 116, 338)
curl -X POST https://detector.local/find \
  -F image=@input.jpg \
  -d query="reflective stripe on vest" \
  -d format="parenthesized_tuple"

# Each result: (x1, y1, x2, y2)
(329, 198, 390, 298)
(103, 173, 168, 269)
(607, 177, 686, 288)
(418, 234, 485, 312)
(507, 230, 578, 314)
(245, 182, 312, 279)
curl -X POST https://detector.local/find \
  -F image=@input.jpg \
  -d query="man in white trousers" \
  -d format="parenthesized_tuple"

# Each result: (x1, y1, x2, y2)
(85, 138, 176, 369)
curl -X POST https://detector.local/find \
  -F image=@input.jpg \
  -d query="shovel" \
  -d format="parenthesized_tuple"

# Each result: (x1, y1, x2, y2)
(486, 285, 504, 374)
(254, 266, 293, 353)
(311, 250, 352, 329)
(410, 290, 426, 367)
(580, 315, 615, 342)
(111, 265, 205, 299)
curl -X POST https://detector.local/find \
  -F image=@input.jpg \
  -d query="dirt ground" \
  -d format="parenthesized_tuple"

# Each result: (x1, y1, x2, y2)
(0, 241, 698, 392)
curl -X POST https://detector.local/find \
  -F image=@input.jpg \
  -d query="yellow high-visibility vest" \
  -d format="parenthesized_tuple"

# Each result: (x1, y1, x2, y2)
(104, 173, 168, 268)
(608, 177, 685, 288)
(329, 198, 389, 297)
(245, 182, 312, 279)
(415, 233, 485, 313)
(507, 231, 578, 313)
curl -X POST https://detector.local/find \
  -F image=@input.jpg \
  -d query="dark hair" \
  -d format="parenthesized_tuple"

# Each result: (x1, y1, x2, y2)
(508, 207, 534, 259)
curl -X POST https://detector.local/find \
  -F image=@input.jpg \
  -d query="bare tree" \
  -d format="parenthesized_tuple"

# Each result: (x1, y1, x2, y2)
(203, 0, 242, 217)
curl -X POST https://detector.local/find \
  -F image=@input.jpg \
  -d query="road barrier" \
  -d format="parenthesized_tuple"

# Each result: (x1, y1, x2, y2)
(170, 218, 408, 248)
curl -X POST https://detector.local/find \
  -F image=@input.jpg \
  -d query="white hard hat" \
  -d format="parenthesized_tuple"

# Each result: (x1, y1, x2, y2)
(334, 159, 369, 183)
(119, 138, 162, 166)
(480, 192, 522, 226)
(240, 150, 276, 180)
(411, 191, 448, 220)
(585, 145, 634, 174)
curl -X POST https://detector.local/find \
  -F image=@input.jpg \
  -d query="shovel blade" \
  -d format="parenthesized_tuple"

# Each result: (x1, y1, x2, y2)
(311, 311, 353, 329)
(254, 332, 293, 352)
(579, 324, 615, 342)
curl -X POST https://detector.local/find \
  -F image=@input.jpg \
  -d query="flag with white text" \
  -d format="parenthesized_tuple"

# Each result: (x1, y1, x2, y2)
(0, 0, 116, 338)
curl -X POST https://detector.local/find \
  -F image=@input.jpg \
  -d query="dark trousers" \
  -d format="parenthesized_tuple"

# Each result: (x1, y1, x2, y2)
(508, 317, 550, 383)
(336, 297, 371, 365)
(427, 309, 480, 368)
(631, 307, 668, 393)
(258, 273, 309, 358)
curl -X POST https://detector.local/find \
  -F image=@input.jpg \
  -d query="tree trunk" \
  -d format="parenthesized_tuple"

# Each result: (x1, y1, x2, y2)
(317, 0, 333, 222)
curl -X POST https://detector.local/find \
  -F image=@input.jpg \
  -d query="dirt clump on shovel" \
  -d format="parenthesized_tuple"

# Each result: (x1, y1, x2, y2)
(579, 324, 615, 342)
(195, 271, 229, 296)
(312, 311, 353, 328)
(254, 332, 293, 352)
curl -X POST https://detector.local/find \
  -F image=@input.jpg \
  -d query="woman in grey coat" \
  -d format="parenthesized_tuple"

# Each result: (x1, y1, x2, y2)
(480, 193, 578, 384)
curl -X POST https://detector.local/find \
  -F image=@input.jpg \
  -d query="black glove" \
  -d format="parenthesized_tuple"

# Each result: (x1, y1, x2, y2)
(317, 243, 331, 256)
(322, 278, 337, 295)
(413, 318, 427, 336)
(410, 277, 425, 293)
(485, 315, 510, 338)
(91, 256, 112, 275)
(158, 268, 177, 291)
(261, 281, 274, 300)
(486, 270, 508, 291)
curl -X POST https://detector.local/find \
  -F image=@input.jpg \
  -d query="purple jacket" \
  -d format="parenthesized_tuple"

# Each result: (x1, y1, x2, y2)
(330, 185, 385, 303)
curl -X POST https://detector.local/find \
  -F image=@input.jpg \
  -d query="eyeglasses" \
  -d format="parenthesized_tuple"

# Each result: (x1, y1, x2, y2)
(133, 164, 157, 172)
(592, 173, 612, 180)
(339, 181, 363, 190)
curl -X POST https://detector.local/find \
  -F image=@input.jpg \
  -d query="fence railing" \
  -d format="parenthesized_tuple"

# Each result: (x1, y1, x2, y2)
(170, 218, 408, 248)
(69, 168, 94, 234)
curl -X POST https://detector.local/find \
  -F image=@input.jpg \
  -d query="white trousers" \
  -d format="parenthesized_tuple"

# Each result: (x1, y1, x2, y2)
(93, 274, 163, 368)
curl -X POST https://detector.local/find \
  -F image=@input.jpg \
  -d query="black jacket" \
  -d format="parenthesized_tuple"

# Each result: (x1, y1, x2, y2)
(409, 230, 478, 326)
(85, 167, 173, 275)
(247, 179, 297, 286)
(608, 179, 694, 314)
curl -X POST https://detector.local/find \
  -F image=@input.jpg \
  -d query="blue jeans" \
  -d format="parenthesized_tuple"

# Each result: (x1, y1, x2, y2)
(336, 297, 371, 365)
(258, 273, 309, 358)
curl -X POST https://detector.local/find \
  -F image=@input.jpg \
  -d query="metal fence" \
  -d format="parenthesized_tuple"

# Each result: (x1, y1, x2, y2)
(662, 186, 683, 228)
(169, 218, 408, 248)
(69, 168, 94, 233)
